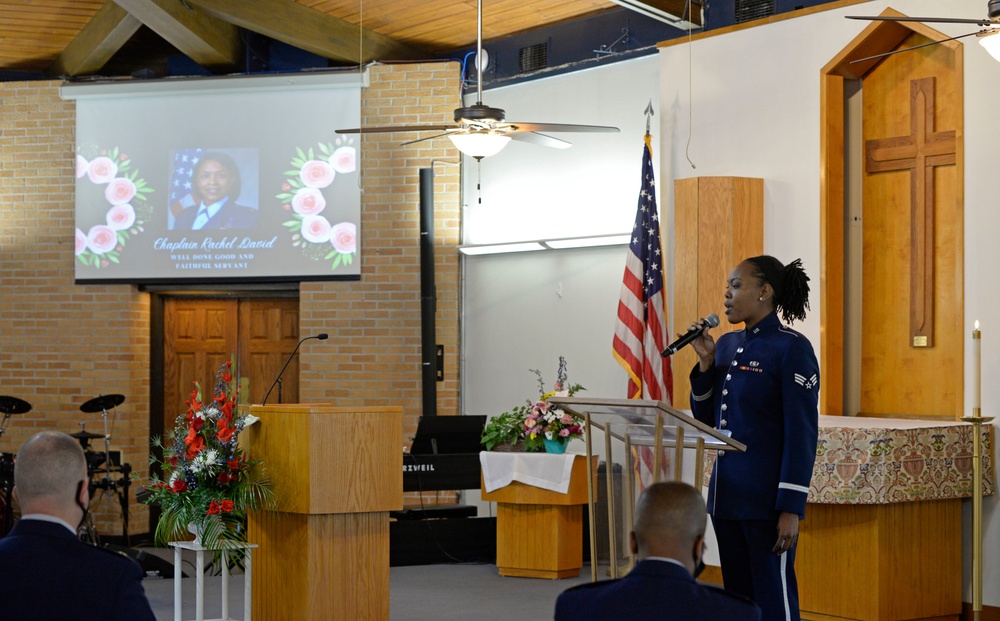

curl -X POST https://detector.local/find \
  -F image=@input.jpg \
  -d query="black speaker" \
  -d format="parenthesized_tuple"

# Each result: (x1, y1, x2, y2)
(103, 544, 185, 579)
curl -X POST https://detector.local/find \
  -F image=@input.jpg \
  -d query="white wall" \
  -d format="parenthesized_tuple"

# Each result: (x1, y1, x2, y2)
(463, 55, 660, 244)
(461, 54, 663, 421)
(459, 55, 663, 520)
(655, 0, 1000, 605)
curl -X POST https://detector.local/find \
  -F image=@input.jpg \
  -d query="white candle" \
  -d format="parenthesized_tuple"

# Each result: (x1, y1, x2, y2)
(973, 321, 981, 410)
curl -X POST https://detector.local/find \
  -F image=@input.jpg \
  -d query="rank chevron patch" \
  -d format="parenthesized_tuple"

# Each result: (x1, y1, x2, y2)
(794, 373, 818, 390)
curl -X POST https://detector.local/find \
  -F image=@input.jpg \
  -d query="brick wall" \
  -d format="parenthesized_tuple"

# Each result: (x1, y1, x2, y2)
(0, 80, 152, 533)
(300, 61, 463, 448)
(0, 61, 464, 535)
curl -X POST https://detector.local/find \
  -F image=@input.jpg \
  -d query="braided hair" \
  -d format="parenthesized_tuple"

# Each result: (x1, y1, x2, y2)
(743, 255, 810, 325)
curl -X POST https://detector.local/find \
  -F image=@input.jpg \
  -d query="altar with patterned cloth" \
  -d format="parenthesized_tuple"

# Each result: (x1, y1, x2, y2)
(717, 415, 994, 621)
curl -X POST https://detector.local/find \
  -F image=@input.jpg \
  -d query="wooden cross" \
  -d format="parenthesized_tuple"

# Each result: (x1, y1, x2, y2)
(865, 77, 956, 348)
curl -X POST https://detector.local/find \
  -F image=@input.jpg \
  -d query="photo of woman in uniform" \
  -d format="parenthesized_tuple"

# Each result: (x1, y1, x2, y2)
(169, 150, 258, 231)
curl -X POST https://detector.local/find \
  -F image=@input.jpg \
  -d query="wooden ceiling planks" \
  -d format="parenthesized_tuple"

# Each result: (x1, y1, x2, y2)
(0, 0, 617, 76)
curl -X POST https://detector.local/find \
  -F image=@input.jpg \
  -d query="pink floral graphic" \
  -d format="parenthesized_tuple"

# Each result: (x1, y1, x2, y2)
(87, 225, 119, 254)
(299, 160, 335, 189)
(330, 222, 356, 254)
(106, 204, 136, 231)
(76, 155, 88, 179)
(277, 138, 359, 272)
(75, 145, 154, 271)
(301, 215, 332, 243)
(87, 156, 118, 184)
(104, 177, 137, 206)
(291, 187, 326, 216)
(330, 146, 356, 174)
(75, 228, 88, 256)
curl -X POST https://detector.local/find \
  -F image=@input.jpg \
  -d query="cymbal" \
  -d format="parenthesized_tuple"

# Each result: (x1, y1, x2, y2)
(79, 394, 125, 413)
(71, 430, 105, 440)
(0, 395, 31, 415)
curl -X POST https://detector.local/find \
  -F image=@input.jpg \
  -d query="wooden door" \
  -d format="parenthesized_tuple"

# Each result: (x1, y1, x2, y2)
(238, 298, 301, 405)
(859, 33, 962, 418)
(164, 298, 239, 432)
(163, 297, 300, 434)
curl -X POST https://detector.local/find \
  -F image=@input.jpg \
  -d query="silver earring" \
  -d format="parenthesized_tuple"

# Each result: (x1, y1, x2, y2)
(759, 297, 764, 301)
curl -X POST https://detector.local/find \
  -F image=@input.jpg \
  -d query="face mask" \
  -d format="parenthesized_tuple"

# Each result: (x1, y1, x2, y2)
(693, 540, 706, 578)
(75, 480, 89, 531)
(693, 557, 706, 579)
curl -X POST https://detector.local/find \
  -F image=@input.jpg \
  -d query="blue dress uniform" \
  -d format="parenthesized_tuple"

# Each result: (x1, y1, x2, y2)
(689, 312, 819, 621)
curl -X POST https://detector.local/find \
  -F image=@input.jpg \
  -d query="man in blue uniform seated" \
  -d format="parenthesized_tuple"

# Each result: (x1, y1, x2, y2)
(0, 431, 156, 620)
(554, 481, 760, 621)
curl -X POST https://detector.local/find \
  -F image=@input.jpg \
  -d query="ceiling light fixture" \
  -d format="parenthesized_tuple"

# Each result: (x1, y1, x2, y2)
(448, 131, 511, 160)
(978, 29, 1000, 62)
(458, 233, 630, 255)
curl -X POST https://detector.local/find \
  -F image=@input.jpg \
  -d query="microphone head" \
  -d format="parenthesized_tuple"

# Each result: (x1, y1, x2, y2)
(317, 333, 329, 340)
(705, 314, 720, 328)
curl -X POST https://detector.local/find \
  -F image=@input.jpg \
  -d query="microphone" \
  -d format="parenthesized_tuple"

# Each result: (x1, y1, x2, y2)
(661, 314, 720, 357)
(261, 333, 329, 405)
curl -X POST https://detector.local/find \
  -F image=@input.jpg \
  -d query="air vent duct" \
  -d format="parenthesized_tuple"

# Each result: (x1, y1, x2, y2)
(519, 43, 548, 73)
(735, 0, 775, 23)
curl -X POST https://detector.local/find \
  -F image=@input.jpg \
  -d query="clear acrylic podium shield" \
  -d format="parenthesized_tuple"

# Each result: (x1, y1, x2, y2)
(548, 396, 747, 581)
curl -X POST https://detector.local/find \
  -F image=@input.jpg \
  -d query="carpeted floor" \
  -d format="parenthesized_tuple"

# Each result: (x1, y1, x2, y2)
(141, 559, 593, 620)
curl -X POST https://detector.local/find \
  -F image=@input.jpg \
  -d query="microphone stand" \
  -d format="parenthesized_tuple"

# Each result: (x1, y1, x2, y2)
(262, 333, 328, 405)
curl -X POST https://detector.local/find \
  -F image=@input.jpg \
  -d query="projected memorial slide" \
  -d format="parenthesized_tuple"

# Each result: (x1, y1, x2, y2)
(66, 72, 362, 284)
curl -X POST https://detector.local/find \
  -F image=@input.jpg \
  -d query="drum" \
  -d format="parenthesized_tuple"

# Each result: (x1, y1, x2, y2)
(0, 452, 13, 479)
(0, 452, 14, 538)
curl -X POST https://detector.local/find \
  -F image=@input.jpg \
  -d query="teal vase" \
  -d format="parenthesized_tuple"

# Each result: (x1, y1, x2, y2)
(543, 437, 568, 454)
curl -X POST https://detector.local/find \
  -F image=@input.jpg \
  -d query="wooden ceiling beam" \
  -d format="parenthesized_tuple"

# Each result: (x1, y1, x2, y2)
(48, 2, 142, 77)
(185, 0, 428, 63)
(112, 0, 242, 71)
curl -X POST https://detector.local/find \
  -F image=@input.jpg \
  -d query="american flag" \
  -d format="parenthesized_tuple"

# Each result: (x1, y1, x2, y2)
(612, 136, 671, 486)
(168, 148, 204, 218)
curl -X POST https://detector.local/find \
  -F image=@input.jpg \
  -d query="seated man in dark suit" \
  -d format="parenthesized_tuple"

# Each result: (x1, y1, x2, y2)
(0, 431, 156, 621)
(554, 481, 760, 621)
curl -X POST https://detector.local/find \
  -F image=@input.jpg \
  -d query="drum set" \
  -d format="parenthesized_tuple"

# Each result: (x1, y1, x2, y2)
(0, 393, 132, 545)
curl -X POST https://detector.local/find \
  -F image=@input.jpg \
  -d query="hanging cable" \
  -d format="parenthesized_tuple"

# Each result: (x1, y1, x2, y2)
(684, 0, 697, 169)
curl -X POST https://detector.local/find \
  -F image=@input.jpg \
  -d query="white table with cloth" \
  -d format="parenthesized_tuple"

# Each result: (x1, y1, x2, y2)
(480, 452, 595, 579)
(704, 415, 994, 621)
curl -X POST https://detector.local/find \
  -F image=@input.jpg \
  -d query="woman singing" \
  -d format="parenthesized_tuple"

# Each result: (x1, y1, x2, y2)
(686, 255, 819, 621)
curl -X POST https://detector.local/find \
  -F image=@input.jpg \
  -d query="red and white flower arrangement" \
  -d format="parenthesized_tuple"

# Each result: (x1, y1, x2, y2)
(140, 360, 272, 547)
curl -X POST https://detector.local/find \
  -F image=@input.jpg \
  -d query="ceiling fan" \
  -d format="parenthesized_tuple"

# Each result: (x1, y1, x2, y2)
(846, 0, 1000, 63)
(336, 0, 620, 159)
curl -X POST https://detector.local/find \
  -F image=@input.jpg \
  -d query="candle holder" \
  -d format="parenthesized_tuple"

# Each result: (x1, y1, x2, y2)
(960, 408, 993, 621)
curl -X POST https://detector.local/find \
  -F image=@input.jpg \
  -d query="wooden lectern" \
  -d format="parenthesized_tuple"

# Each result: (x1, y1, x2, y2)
(245, 404, 402, 621)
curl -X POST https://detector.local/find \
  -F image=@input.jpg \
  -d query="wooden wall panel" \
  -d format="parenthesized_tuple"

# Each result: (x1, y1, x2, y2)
(671, 177, 763, 407)
(859, 33, 962, 419)
(820, 13, 965, 420)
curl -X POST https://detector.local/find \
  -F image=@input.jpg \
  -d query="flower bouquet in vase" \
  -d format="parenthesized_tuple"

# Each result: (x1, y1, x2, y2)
(140, 359, 273, 551)
(524, 358, 585, 453)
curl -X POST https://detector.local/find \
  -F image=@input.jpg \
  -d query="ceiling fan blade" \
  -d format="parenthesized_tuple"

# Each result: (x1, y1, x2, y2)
(846, 15, 994, 27)
(509, 132, 572, 149)
(850, 30, 984, 64)
(400, 130, 462, 146)
(336, 124, 455, 134)
(505, 122, 620, 134)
